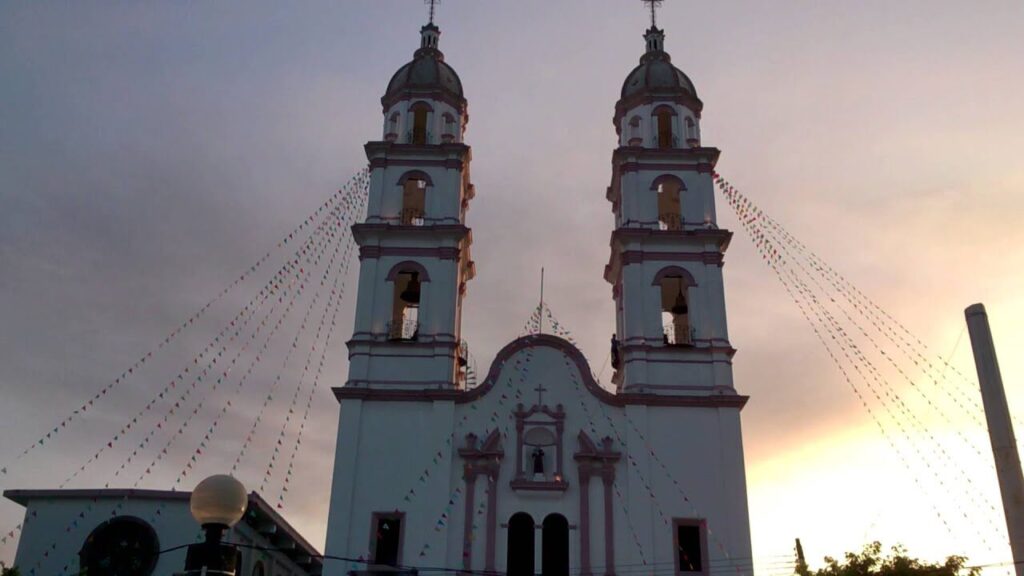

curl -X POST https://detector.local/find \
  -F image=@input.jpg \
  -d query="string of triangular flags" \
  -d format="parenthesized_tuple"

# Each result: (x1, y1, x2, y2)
(739, 179, 1003, 530)
(1, 181, 352, 556)
(172, 246, 324, 490)
(0, 170, 367, 479)
(750, 183, 997, 433)
(258, 186, 366, 497)
(20, 193, 349, 567)
(233, 207, 352, 477)
(273, 236, 357, 509)
(5, 169, 370, 570)
(713, 172, 991, 551)
(151, 186, 358, 485)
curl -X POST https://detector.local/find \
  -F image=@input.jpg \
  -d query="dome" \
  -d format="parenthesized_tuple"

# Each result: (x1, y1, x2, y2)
(621, 54, 697, 100)
(617, 27, 702, 114)
(382, 24, 465, 110)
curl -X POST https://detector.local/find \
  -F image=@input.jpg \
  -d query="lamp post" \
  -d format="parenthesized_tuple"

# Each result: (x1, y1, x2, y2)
(182, 474, 248, 575)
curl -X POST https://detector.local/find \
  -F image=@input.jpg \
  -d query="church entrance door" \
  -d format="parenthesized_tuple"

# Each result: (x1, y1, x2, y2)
(541, 514, 569, 576)
(508, 512, 536, 576)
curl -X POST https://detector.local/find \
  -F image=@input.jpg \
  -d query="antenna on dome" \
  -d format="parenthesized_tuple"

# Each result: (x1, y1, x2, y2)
(426, 0, 440, 25)
(643, 0, 664, 28)
(539, 267, 545, 335)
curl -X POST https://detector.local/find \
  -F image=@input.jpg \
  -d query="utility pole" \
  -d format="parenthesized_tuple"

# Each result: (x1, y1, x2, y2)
(965, 303, 1024, 576)
(795, 538, 809, 576)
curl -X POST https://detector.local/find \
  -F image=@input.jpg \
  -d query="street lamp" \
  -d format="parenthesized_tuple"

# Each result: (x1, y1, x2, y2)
(182, 474, 247, 575)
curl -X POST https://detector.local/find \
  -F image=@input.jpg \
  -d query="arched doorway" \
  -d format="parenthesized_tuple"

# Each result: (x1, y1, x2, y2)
(542, 514, 569, 576)
(508, 512, 536, 576)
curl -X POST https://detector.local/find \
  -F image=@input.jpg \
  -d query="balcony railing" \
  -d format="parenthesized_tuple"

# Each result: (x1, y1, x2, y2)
(663, 322, 694, 346)
(387, 318, 419, 341)
(658, 213, 683, 231)
(405, 130, 433, 145)
(399, 209, 426, 226)
(458, 340, 479, 389)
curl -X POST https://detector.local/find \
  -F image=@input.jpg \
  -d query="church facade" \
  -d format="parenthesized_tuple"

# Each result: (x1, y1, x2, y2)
(324, 15, 752, 576)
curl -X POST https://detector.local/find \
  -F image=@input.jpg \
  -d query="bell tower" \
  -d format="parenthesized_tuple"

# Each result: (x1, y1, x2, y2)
(347, 15, 476, 391)
(605, 20, 736, 395)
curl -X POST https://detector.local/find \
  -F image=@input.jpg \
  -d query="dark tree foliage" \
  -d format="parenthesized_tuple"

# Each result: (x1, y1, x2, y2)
(0, 562, 20, 576)
(800, 542, 979, 576)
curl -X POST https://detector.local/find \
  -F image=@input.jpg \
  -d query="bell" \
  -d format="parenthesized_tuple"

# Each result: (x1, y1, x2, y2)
(671, 289, 688, 315)
(399, 272, 421, 305)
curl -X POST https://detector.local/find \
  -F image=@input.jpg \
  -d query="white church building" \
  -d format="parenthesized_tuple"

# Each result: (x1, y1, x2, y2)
(1, 10, 754, 576)
(324, 14, 753, 576)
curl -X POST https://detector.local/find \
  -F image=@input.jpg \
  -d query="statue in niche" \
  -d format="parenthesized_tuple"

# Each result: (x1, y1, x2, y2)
(531, 447, 545, 478)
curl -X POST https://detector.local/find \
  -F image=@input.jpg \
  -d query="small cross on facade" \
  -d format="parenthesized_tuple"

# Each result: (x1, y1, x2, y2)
(425, 0, 440, 25)
(534, 383, 548, 406)
(643, 0, 664, 28)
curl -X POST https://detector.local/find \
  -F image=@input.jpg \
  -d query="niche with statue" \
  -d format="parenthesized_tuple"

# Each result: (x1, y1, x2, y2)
(511, 403, 568, 492)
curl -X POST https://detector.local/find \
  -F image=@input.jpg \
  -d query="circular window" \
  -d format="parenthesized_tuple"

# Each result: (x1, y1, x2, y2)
(79, 516, 160, 576)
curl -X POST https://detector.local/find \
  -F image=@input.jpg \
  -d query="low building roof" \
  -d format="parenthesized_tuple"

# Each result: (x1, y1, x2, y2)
(3, 488, 322, 569)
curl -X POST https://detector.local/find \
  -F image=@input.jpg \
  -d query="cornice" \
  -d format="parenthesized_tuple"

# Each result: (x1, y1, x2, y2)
(611, 146, 721, 173)
(364, 141, 472, 169)
(333, 334, 748, 410)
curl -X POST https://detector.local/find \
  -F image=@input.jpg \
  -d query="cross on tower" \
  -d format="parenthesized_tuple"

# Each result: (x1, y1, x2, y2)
(643, 0, 664, 28)
(425, 0, 440, 25)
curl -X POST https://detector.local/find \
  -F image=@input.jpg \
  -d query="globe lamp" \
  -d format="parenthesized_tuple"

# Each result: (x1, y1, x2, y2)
(183, 474, 247, 575)
(191, 474, 248, 532)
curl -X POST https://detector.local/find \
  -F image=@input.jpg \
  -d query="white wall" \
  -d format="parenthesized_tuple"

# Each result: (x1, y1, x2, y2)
(325, 337, 753, 576)
(11, 495, 312, 576)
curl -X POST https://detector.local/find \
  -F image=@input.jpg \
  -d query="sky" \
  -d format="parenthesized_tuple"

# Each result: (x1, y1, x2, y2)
(2, 0, 1024, 572)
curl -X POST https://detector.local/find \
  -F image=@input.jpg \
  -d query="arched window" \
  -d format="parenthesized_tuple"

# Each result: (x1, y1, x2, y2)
(252, 561, 266, 576)
(386, 111, 400, 141)
(508, 512, 536, 576)
(410, 101, 432, 144)
(628, 115, 642, 145)
(387, 262, 429, 340)
(653, 175, 685, 231)
(442, 113, 457, 142)
(542, 514, 570, 576)
(79, 516, 160, 576)
(654, 105, 676, 149)
(401, 177, 427, 225)
(654, 267, 697, 346)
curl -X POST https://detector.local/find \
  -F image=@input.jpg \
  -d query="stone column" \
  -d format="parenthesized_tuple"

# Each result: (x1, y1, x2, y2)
(556, 419, 565, 479)
(462, 468, 477, 571)
(485, 468, 499, 571)
(515, 416, 525, 479)
(578, 468, 593, 576)
(602, 470, 616, 576)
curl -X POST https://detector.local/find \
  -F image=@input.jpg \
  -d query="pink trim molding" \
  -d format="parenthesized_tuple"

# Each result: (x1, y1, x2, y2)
(385, 260, 431, 282)
(334, 334, 749, 410)
(459, 430, 504, 571)
(652, 265, 697, 287)
(650, 174, 687, 191)
(623, 250, 722, 265)
(575, 432, 621, 576)
(396, 169, 434, 186)
(359, 246, 462, 261)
